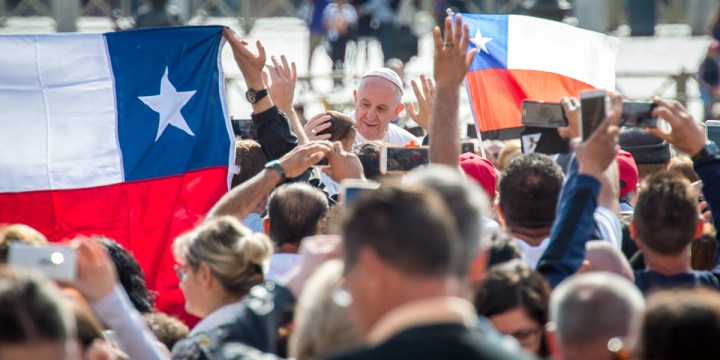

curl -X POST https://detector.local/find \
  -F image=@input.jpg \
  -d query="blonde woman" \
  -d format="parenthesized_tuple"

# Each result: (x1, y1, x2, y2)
(171, 216, 273, 359)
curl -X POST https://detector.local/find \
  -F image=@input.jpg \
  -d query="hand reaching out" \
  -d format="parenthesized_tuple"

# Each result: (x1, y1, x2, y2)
(648, 97, 705, 157)
(223, 27, 266, 90)
(262, 55, 297, 112)
(304, 113, 333, 141)
(433, 14, 478, 87)
(406, 75, 435, 131)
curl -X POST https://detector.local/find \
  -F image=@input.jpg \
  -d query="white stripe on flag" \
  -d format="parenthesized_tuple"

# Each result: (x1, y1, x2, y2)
(507, 15, 619, 90)
(0, 33, 123, 192)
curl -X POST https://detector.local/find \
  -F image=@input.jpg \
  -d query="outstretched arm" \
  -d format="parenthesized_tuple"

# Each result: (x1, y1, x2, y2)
(429, 14, 478, 167)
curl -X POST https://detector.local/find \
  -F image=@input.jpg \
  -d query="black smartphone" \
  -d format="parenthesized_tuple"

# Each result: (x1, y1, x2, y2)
(461, 141, 475, 154)
(231, 119, 257, 139)
(466, 123, 478, 139)
(580, 90, 609, 141)
(621, 101, 657, 128)
(405, 126, 425, 138)
(521, 100, 568, 128)
(313, 156, 329, 167)
(380, 146, 430, 174)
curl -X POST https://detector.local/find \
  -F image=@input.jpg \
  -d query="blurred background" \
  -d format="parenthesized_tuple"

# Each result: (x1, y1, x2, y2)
(1, 0, 718, 129)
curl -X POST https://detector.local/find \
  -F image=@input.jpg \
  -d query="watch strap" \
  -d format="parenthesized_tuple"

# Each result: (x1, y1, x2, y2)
(247, 88, 268, 103)
(265, 160, 286, 180)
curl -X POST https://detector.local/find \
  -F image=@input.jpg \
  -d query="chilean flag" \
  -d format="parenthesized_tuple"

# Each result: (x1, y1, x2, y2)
(0, 26, 233, 324)
(461, 14, 619, 139)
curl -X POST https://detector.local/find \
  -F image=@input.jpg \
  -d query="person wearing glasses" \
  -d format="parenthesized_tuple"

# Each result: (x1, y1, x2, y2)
(171, 216, 273, 359)
(473, 260, 552, 358)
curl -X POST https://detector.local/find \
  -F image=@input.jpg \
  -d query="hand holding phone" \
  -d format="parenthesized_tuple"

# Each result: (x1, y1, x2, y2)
(580, 90, 609, 141)
(621, 101, 657, 128)
(380, 146, 430, 174)
(8, 242, 77, 281)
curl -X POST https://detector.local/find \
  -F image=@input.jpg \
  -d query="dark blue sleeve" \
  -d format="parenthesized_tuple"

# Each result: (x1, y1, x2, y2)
(537, 158, 601, 288)
(694, 154, 720, 268)
(251, 106, 298, 161)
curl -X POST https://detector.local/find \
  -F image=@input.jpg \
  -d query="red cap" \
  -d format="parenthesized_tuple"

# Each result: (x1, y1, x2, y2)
(459, 152, 496, 197)
(617, 150, 638, 197)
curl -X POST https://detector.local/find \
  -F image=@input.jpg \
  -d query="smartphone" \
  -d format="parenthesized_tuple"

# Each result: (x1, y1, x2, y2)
(405, 126, 425, 138)
(340, 179, 380, 206)
(380, 146, 430, 174)
(580, 90, 609, 141)
(521, 100, 568, 128)
(466, 123, 478, 139)
(621, 101, 657, 128)
(8, 242, 77, 281)
(231, 119, 257, 139)
(313, 156, 329, 167)
(706, 120, 720, 146)
(461, 141, 475, 154)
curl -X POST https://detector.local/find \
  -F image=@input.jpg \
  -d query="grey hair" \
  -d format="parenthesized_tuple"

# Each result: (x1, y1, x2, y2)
(550, 272, 645, 346)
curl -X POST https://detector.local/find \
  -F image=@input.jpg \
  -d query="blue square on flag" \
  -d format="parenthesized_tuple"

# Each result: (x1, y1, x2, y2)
(106, 26, 230, 181)
(462, 14, 508, 71)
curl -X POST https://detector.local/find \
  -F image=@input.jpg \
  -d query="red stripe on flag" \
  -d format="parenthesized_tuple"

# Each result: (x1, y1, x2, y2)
(466, 68, 596, 139)
(0, 166, 229, 325)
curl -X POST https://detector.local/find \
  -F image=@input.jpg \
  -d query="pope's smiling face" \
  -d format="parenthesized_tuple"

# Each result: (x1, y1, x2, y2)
(354, 76, 404, 141)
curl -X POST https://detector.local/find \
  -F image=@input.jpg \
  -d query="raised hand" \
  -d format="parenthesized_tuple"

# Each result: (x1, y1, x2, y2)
(406, 74, 436, 131)
(433, 14, 478, 87)
(223, 27, 266, 90)
(263, 55, 297, 112)
(575, 94, 622, 179)
(648, 97, 705, 157)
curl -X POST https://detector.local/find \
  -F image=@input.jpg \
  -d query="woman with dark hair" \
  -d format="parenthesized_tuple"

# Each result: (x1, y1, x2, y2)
(473, 260, 551, 358)
(101, 238, 156, 313)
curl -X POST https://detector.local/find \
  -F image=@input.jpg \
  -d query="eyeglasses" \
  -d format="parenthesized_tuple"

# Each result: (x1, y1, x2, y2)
(509, 327, 543, 347)
(174, 264, 191, 282)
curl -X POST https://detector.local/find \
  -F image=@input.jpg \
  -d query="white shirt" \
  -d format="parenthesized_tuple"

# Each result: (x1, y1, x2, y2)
(516, 237, 551, 270)
(354, 122, 419, 146)
(266, 253, 301, 282)
(242, 212, 264, 233)
(594, 206, 623, 249)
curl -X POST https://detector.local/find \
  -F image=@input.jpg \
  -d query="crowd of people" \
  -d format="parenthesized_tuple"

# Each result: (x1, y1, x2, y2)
(3, 10, 720, 360)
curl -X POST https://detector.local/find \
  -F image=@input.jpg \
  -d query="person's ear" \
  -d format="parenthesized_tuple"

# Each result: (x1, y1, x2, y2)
(394, 103, 405, 119)
(496, 205, 506, 227)
(545, 323, 563, 360)
(695, 219, 705, 238)
(353, 90, 358, 105)
(198, 262, 213, 290)
(262, 217, 270, 235)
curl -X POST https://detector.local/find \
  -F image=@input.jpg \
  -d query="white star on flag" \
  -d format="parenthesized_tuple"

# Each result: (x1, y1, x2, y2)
(470, 29, 493, 54)
(139, 67, 197, 141)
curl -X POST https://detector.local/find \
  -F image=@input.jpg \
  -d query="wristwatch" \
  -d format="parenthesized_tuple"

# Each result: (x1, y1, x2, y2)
(264, 160, 286, 180)
(246, 88, 268, 104)
(691, 141, 720, 162)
